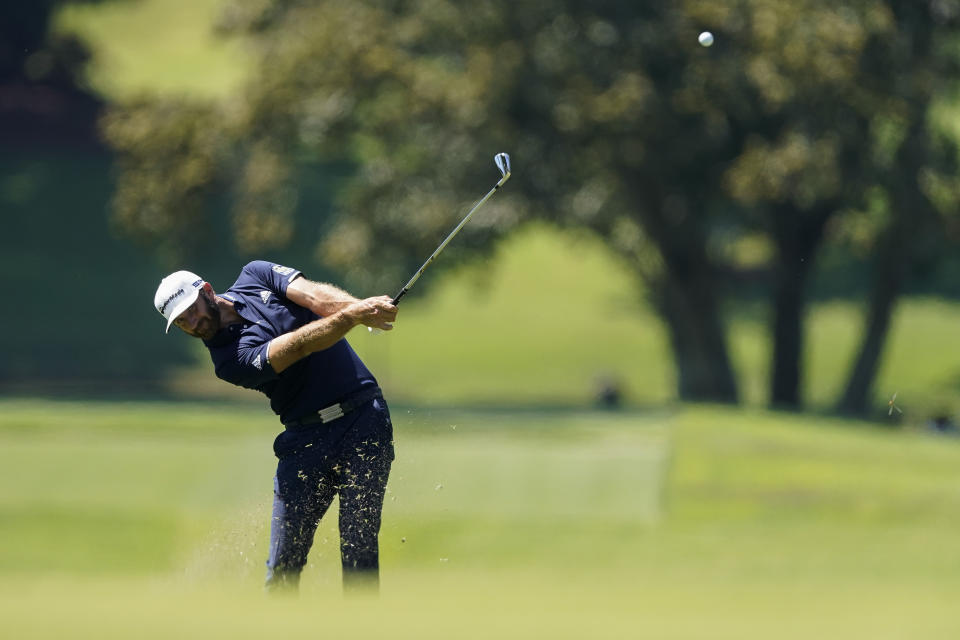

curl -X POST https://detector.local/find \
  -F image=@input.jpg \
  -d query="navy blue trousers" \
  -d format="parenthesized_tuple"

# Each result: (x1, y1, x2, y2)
(265, 395, 394, 592)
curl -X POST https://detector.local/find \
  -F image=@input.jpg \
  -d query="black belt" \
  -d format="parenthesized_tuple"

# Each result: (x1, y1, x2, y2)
(283, 386, 382, 429)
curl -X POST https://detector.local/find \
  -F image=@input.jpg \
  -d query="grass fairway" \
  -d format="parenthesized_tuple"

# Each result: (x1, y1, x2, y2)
(2, 400, 960, 638)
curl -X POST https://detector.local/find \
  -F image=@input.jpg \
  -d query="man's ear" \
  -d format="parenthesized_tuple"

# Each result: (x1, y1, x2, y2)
(202, 282, 216, 298)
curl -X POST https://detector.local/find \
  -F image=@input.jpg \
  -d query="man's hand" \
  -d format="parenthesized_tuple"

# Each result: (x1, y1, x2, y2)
(344, 296, 398, 331)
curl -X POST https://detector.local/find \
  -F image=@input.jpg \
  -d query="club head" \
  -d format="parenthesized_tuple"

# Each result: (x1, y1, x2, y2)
(494, 153, 511, 182)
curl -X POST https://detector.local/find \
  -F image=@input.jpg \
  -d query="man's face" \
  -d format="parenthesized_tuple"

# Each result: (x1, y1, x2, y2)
(172, 288, 221, 340)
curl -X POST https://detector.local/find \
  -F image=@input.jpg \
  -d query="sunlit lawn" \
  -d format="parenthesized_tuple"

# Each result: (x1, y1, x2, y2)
(2, 400, 960, 638)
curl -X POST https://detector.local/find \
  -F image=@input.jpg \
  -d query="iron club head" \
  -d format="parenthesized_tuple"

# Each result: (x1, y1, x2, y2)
(495, 153, 511, 181)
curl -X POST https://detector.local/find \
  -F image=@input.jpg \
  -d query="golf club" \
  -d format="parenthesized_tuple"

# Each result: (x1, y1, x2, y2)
(369, 153, 512, 331)
(392, 152, 511, 304)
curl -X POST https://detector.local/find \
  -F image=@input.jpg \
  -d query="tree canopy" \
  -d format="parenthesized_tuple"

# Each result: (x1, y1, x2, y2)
(104, 0, 960, 413)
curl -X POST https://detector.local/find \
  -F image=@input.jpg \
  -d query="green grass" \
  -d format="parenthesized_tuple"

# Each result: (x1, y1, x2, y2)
(2, 400, 960, 638)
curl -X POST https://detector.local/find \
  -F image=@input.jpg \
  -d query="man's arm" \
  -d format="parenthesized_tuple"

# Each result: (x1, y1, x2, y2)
(266, 296, 397, 373)
(286, 276, 362, 317)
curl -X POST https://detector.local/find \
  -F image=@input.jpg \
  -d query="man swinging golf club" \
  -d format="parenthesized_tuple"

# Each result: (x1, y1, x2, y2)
(154, 261, 398, 593)
(153, 153, 510, 594)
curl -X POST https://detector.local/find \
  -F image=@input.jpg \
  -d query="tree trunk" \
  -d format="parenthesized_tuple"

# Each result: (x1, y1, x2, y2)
(769, 205, 833, 409)
(623, 178, 738, 403)
(769, 262, 808, 408)
(835, 240, 908, 415)
(837, 123, 927, 416)
(655, 273, 738, 403)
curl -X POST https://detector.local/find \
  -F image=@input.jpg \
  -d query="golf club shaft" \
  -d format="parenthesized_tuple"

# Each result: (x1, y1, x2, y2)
(367, 153, 511, 333)
(391, 177, 508, 305)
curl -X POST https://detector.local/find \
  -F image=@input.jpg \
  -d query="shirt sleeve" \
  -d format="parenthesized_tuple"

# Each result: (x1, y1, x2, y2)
(240, 260, 302, 296)
(213, 337, 277, 390)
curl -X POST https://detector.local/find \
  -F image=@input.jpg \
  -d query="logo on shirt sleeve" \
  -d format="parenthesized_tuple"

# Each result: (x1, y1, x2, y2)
(252, 354, 263, 371)
(260, 290, 271, 304)
(271, 264, 294, 276)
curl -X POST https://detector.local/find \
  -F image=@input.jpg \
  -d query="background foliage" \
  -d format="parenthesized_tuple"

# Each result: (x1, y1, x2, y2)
(99, 0, 960, 414)
(4, 0, 960, 418)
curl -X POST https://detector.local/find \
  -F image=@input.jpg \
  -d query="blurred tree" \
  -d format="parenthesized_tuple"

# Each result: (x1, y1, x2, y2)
(695, 1, 959, 411)
(101, 99, 235, 262)
(104, 0, 960, 410)
(835, 0, 960, 414)
(108, 0, 744, 401)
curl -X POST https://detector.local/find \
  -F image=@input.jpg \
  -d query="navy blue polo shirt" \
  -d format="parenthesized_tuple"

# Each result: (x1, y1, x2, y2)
(203, 260, 377, 424)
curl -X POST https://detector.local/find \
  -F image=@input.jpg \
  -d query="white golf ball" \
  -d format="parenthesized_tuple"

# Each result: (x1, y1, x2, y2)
(698, 31, 714, 47)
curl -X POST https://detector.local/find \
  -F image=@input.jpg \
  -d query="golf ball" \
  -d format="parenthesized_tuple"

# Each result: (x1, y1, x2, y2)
(698, 31, 714, 47)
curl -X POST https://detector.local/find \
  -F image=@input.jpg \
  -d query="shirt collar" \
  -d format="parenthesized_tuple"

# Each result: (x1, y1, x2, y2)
(203, 290, 264, 347)
(203, 322, 243, 348)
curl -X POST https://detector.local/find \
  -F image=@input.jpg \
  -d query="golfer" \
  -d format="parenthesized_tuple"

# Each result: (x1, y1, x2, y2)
(153, 260, 398, 593)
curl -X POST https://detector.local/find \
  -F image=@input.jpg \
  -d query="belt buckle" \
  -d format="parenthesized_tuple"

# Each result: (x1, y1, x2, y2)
(318, 403, 345, 423)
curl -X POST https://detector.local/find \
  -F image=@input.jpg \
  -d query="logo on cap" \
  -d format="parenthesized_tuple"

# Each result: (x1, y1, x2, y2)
(159, 288, 185, 314)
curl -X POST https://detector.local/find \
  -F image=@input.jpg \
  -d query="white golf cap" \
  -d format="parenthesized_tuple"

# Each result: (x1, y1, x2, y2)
(154, 270, 205, 333)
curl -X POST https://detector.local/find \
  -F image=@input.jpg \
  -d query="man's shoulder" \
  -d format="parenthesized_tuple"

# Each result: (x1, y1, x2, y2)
(230, 261, 301, 291)
(242, 260, 298, 278)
